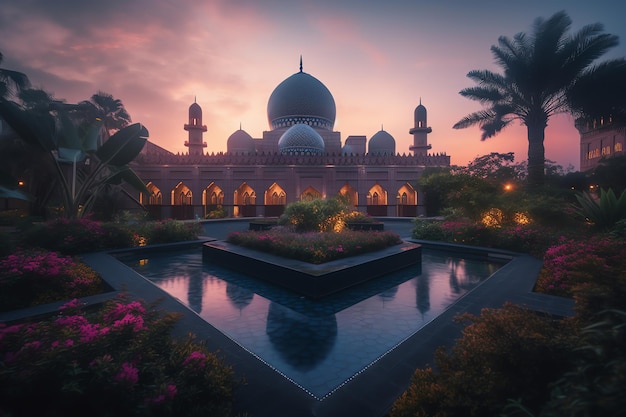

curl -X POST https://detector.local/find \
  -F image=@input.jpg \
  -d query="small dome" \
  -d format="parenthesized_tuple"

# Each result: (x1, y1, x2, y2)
(368, 130, 396, 155)
(227, 129, 255, 154)
(342, 144, 354, 155)
(278, 124, 325, 155)
(267, 69, 336, 131)
(189, 102, 202, 119)
(414, 103, 427, 123)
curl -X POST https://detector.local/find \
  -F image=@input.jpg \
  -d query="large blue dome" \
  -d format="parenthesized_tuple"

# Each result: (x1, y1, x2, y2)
(278, 124, 325, 155)
(267, 69, 336, 131)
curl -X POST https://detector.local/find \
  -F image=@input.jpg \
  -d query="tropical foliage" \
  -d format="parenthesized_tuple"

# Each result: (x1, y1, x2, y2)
(453, 11, 624, 185)
(573, 188, 626, 229)
(0, 297, 235, 417)
(0, 97, 149, 218)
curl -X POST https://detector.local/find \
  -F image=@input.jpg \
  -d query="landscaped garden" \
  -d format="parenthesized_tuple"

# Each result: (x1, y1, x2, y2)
(227, 197, 401, 264)
(2, 151, 626, 416)
(390, 155, 626, 417)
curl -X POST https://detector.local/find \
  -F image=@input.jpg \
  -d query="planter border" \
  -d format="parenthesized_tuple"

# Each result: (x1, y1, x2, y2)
(202, 240, 421, 298)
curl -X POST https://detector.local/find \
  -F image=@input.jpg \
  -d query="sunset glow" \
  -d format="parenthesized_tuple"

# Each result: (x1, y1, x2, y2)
(2, 0, 625, 170)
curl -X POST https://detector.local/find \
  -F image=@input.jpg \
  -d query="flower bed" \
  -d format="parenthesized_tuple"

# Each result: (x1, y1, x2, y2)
(0, 249, 106, 312)
(227, 227, 402, 264)
(0, 297, 235, 416)
(535, 236, 626, 298)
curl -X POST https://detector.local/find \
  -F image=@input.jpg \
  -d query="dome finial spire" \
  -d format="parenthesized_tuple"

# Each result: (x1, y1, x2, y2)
(419, 97, 421, 105)
(299, 55, 303, 73)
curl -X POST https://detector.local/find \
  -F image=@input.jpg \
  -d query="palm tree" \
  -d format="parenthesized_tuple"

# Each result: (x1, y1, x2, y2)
(453, 11, 622, 185)
(0, 52, 29, 100)
(568, 59, 626, 128)
(78, 91, 132, 143)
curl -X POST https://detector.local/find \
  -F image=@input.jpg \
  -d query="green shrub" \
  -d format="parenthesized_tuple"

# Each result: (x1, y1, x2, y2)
(206, 205, 228, 219)
(0, 209, 28, 226)
(0, 297, 235, 416)
(412, 219, 451, 241)
(391, 304, 577, 417)
(18, 219, 202, 254)
(138, 219, 203, 244)
(504, 310, 626, 417)
(278, 197, 348, 233)
(19, 217, 138, 255)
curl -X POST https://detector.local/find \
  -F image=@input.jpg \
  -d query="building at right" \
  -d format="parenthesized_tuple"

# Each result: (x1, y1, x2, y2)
(578, 116, 625, 171)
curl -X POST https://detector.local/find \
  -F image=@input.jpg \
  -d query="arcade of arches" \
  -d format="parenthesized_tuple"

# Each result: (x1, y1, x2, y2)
(139, 181, 419, 219)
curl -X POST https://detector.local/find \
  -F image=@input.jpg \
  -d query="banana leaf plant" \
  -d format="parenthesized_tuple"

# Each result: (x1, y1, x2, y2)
(574, 188, 626, 230)
(0, 99, 149, 218)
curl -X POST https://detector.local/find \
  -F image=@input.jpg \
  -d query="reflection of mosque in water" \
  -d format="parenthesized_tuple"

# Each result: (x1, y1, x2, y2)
(266, 303, 337, 371)
(446, 258, 487, 294)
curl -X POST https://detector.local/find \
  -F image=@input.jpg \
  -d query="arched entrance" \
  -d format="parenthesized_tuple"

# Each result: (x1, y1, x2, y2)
(142, 182, 162, 219)
(203, 182, 224, 218)
(338, 183, 358, 208)
(397, 182, 418, 217)
(366, 183, 388, 216)
(264, 182, 286, 217)
(301, 186, 322, 201)
(234, 182, 256, 217)
(171, 182, 193, 219)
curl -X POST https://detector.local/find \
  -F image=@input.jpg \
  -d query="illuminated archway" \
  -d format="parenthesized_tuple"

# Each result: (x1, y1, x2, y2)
(366, 183, 388, 216)
(338, 183, 358, 206)
(171, 182, 192, 205)
(396, 182, 418, 217)
(203, 182, 224, 206)
(141, 182, 162, 205)
(265, 182, 286, 205)
(300, 186, 322, 201)
(234, 182, 256, 217)
(366, 183, 387, 205)
(264, 182, 286, 217)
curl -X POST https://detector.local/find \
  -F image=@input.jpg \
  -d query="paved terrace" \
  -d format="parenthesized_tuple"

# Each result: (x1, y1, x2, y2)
(2, 218, 575, 417)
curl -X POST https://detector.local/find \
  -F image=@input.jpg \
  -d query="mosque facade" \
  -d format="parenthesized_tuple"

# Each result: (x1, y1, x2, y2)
(131, 62, 451, 219)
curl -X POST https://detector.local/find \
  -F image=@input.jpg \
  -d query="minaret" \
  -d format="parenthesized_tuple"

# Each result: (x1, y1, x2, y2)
(184, 98, 207, 156)
(409, 99, 432, 156)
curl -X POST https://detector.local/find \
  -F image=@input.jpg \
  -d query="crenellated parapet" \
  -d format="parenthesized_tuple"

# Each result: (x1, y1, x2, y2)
(134, 151, 450, 167)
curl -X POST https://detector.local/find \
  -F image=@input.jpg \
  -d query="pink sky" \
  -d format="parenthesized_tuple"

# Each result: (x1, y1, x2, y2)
(2, 0, 625, 170)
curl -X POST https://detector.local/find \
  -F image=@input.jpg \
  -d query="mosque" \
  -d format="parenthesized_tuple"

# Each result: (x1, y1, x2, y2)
(131, 60, 451, 220)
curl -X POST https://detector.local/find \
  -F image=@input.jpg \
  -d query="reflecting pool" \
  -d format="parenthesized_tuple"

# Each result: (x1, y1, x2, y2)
(117, 246, 502, 398)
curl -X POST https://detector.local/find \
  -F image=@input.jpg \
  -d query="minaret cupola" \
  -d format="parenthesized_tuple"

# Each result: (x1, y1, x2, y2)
(409, 99, 432, 156)
(184, 99, 208, 156)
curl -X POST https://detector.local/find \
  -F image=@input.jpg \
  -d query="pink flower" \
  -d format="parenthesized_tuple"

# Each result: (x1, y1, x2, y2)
(55, 315, 89, 329)
(112, 313, 145, 332)
(59, 298, 85, 311)
(115, 362, 139, 386)
(183, 350, 207, 367)
(165, 384, 177, 400)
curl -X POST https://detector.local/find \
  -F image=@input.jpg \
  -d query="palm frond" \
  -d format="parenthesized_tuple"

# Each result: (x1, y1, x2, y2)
(458, 86, 505, 103)
(452, 110, 495, 130)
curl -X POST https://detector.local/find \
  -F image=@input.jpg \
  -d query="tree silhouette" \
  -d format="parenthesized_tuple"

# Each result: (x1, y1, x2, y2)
(453, 11, 623, 185)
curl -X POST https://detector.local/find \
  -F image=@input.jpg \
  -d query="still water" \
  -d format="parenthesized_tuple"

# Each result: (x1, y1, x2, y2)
(117, 246, 502, 398)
